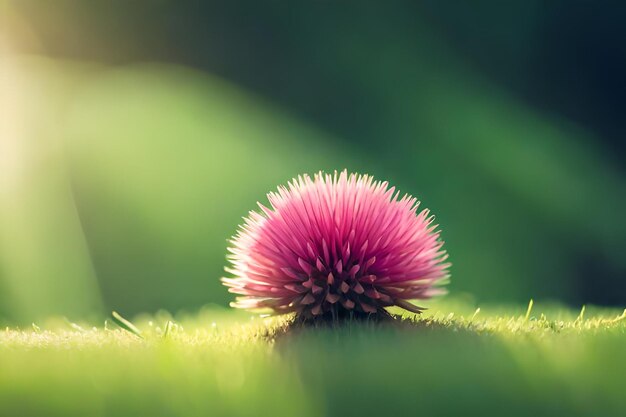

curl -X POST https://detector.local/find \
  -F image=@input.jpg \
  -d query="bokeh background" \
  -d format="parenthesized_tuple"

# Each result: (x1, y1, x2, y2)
(1, 1, 625, 324)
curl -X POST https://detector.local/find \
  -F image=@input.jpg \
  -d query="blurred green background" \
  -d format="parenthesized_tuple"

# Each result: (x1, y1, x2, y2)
(1, 1, 625, 324)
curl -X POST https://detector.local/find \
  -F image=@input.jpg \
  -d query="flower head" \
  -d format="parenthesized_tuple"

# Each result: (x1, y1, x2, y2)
(222, 171, 450, 318)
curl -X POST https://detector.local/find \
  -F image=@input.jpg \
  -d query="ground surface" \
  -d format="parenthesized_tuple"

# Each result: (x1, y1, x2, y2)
(1, 299, 625, 417)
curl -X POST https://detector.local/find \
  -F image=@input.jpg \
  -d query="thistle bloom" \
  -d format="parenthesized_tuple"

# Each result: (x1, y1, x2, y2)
(222, 171, 450, 318)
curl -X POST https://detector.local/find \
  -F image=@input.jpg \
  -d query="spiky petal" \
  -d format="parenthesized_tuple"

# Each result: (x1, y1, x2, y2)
(222, 170, 450, 318)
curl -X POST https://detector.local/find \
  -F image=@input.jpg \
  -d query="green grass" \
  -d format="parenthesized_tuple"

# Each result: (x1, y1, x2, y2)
(1, 300, 625, 417)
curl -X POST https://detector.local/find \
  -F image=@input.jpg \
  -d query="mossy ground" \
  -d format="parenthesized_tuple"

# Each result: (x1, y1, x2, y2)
(1, 299, 625, 417)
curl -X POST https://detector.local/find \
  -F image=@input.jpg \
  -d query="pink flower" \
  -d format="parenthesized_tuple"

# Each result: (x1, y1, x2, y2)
(222, 171, 450, 318)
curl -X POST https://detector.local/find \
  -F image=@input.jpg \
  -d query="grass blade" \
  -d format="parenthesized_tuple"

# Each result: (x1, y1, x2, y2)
(111, 311, 143, 338)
